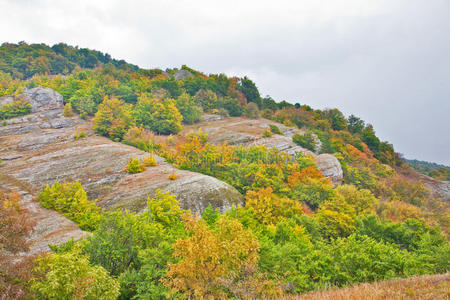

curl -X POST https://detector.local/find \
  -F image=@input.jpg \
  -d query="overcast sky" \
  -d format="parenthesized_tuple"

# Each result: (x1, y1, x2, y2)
(1, 0, 449, 165)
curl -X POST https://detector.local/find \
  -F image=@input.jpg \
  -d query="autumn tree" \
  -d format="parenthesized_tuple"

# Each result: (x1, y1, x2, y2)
(164, 216, 264, 299)
(175, 91, 202, 124)
(347, 114, 365, 134)
(322, 108, 347, 131)
(133, 94, 183, 135)
(31, 250, 120, 299)
(92, 96, 133, 140)
(63, 102, 73, 117)
(245, 187, 303, 225)
(0, 190, 35, 298)
(236, 76, 261, 107)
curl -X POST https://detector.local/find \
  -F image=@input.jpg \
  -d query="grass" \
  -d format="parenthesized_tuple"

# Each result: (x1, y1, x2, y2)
(282, 274, 450, 300)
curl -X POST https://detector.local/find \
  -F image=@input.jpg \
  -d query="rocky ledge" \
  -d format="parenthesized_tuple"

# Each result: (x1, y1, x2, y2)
(183, 117, 343, 183)
(0, 88, 242, 254)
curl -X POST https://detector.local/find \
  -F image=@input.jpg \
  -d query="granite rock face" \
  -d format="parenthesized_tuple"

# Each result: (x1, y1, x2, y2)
(315, 154, 344, 183)
(182, 117, 344, 182)
(22, 87, 64, 113)
(1, 88, 243, 255)
(174, 69, 194, 80)
(419, 174, 450, 202)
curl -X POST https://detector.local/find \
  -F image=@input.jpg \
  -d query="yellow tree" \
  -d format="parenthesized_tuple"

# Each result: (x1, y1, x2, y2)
(92, 97, 133, 140)
(164, 216, 264, 299)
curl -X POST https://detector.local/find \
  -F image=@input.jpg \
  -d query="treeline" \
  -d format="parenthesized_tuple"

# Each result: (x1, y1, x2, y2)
(1, 42, 400, 166)
(0, 42, 139, 79)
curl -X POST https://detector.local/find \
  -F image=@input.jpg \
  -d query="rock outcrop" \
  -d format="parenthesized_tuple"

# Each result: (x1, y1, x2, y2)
(1, 88, 243, 254)
(419, 174, 450, 202)
(183, 117, 344, 182)
(315, 154, 344, 183)
(174, 69, 194, 80)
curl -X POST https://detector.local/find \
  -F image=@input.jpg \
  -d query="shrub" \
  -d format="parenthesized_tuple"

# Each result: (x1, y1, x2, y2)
(63, 102, 73, 117)
(176, 92, 202, 124)
(38, 182, 100, 231)
(268, 124, 283, 135)
(0, 98, 31, 120)
(123, 126, 162, 153)
(168, 173, 178, 180)
(218, 97, 243, 116)
(1, 191, 35, 297)
(292, 131, 317, 152)
(193, 89, 218, 110)
(92, 97, 133, 140)
(262, 129, 272, 137)
(304, 234, 430, 288)
(133, 94, 183, 135)
(31, 250, 120, 299)
(163, 216, 274, 299)
(245, 102, 260, 119)
(74, 129, 86, 139)
(125, 157, 145, 174)
(143, 155, 157, 167)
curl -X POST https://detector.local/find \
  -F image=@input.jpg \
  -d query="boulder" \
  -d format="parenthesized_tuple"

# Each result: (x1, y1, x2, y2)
(315, 154, 344, 183)
(174, 69, 194, 80)
(21, 87, 64, 113)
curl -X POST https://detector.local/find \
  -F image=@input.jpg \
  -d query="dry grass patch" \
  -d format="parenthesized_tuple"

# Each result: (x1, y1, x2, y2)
(282, 274, 450, 300)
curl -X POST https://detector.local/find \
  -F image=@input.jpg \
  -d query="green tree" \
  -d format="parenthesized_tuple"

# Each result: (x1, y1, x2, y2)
(292, 131, 317, 152)
(362, 124, 381, 157)
(92, 97, 133, 140)
(31, 250, 120, 300)
(236, 76, 261, 106)
(39, 181, 100, 231)
(176, 92, 202, 124)
(133, 94, 183, 135)
(347, 114, 365, 134)
(322, 108, 347, 131)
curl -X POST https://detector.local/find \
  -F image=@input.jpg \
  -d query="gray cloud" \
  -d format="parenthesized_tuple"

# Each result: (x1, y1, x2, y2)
(1, 0, 449, 164)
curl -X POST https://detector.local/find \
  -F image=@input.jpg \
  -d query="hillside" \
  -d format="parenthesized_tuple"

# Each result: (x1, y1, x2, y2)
(405, 158, 450, 181)
(1, 42, 449, 299)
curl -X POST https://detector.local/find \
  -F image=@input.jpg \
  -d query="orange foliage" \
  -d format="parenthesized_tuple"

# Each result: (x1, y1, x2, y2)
(164, 215, 265, 299)
(288, 166, 325, 187)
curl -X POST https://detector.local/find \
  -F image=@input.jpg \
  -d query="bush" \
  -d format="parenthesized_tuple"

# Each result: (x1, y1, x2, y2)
(304, 235, 430, 288)
(176, 92, 202, 124)
(269, 124, 283, 135)
(92, 97, 133, 140)
(74, 129, 86, 139)
(63, 103, 73, 117)
(143, 155, 157, 167)
(39, 182, 100, 231)
(133, 94, 183, 135)
(218, 97, 243, 116)
(168, 173, 178, 180)
(0, 98, 31, 120)
(31, 250, 120, 299)
(262, 129, 272, 137)
(125, 157, 145, 174)
(292, 131, 317, 152)
(193, 89, 218, 110)
(84, 190, 188, 298)
(123, 126, 162, 153)
(245, 102, 260, 119)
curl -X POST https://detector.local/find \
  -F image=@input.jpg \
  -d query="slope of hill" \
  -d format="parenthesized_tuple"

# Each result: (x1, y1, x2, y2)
(405, 158, 450, 181)
(0, 87, 242, 255)
(1, 42, 449, 299)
